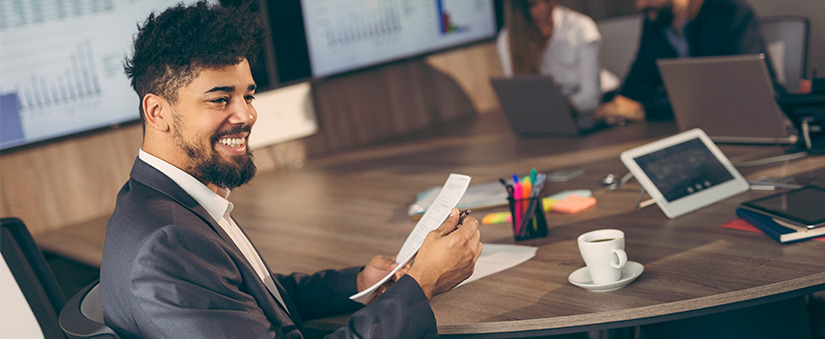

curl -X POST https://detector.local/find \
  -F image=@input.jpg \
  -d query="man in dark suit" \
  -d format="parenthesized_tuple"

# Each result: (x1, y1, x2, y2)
(595, 0, 770, 122)
(100, 2, 482, 338)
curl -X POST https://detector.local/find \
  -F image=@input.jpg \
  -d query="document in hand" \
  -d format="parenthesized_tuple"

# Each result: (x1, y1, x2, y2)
(350, 173, 471, 304)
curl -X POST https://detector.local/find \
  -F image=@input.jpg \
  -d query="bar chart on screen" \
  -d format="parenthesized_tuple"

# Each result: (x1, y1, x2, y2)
(300, 0, 496, 77)
(0, 0, 197, 150)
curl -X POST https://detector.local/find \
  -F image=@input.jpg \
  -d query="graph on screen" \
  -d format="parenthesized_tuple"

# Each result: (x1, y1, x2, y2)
(300, 0, 496, 77)
(0, 0, 197, 150)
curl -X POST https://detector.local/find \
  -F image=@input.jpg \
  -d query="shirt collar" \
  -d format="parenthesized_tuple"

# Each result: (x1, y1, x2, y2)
(138, 149, 232, 223)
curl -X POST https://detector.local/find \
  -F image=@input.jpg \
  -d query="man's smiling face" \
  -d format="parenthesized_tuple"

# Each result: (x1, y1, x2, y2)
(167, 58, 258, 190)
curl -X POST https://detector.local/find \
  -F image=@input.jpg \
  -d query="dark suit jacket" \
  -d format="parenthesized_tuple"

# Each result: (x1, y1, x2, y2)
(620, 0, 771, 120)
(101, 158, 437, 338)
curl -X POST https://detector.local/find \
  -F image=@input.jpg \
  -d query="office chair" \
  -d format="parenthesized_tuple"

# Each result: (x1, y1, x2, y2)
(596, 14, 643, 80)
(59, 279, 120, 339)
(1, 217, 67, 339)
(759, 16, 810, 93)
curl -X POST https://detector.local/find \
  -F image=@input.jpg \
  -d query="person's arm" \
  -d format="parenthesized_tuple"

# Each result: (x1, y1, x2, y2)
(618, 20, 662, 106)
(274, 255, 410, 320)
(274, 267, 364, 320)
(497, 28, 514, 77)
(323, 208, 481, 338)
(567, 39, 602, 113)
(714, 0, 763, 55)
(598, 20, 674, 121)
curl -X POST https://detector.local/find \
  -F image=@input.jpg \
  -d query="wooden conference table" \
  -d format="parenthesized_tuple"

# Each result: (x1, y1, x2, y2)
(39, 111, 825, 337)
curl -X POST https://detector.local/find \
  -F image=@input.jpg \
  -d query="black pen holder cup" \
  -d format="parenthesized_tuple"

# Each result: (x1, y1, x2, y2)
(507, 195, 549, 241)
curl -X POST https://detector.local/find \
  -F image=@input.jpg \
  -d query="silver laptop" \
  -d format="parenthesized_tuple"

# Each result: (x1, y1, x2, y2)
(491, 76, 599, 136)
(658, 54, 796, 144)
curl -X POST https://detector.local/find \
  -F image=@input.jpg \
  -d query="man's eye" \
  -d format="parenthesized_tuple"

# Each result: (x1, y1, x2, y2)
(210, 98, 228, 104)
(245, 95, 255, 102)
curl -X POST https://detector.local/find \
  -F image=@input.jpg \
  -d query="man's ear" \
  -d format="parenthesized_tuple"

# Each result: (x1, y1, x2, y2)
(143, 93, 171, 132)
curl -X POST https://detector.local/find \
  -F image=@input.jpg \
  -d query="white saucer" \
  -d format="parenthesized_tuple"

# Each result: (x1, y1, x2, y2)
(568, 261, 644, 292)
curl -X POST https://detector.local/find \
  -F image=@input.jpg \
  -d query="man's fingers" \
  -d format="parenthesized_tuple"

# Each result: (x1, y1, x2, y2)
(453, 215, 479, 238)
(434, 208, 460, 235)
(370, 255, 393, 269)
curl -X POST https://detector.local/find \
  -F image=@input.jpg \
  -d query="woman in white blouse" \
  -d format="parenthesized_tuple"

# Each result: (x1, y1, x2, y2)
(497, 0, 618, 114)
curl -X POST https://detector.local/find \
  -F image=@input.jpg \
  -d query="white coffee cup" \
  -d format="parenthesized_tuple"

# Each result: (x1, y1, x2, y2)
(577, 229, 628, 284)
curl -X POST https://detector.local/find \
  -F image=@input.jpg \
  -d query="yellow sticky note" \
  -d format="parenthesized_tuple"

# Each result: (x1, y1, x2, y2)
(542, 197, 560, 211)
(481, 212, 511, 224)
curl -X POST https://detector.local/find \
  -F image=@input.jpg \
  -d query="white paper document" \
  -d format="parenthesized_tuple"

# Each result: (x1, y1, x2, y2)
(350, 173, 471, 303)
(456, 243, 537, 288)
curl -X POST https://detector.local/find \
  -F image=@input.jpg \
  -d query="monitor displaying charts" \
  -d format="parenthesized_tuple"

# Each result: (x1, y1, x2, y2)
(0, 0, 203, 151)
(300, 0, 497, 77)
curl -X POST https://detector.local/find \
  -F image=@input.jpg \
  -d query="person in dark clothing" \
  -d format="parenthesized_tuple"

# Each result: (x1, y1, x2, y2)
(595, 0, 771, 122)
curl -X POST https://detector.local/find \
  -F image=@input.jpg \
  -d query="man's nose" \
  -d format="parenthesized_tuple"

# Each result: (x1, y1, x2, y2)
(228, 100, 256, 125)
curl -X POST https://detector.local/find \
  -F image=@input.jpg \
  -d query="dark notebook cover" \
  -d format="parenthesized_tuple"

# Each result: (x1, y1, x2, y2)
(736, 208, 825, 243)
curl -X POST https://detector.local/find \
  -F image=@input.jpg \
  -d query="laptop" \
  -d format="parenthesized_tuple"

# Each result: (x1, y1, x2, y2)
(491, 76, 601, 136)
(657, 54, 796, 144)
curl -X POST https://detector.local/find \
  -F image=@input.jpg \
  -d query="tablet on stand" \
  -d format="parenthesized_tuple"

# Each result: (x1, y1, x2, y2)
(620, 129, 750, 218)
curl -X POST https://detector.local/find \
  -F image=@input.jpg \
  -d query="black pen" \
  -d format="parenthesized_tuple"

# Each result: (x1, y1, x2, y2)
(457, 209, 471, 226)
(499, 178, 514, 196)
(446, 210, 471, 235)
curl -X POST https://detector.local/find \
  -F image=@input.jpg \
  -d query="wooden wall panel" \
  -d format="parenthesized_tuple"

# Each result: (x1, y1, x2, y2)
(1, 125, 142, 234)
(303, 55, 479, 156)
(426, 42, 504, 114)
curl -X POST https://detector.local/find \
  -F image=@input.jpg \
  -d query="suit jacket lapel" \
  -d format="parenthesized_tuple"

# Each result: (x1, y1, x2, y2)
(231, 215, 302, 324)
(130, 158, 226, 238)
(129, 158, 298, 322)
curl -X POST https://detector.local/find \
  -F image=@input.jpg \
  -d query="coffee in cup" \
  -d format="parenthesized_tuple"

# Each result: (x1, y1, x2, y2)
(577, 229, 628, 284)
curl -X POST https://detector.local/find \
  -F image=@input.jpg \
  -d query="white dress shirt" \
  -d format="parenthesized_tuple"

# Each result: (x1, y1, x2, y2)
(497, 5, 619, 113)
(138, 149, 288, 314)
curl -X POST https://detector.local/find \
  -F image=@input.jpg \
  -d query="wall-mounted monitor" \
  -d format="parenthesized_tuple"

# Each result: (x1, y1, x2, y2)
(0, 0, 199, 151)
(0, 0, 284, 152)
(300, 0, 497, 78)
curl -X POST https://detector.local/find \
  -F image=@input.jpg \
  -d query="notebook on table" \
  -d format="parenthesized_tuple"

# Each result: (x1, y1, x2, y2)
(657, 54, 796, 144)
(490, 76, 602, 136)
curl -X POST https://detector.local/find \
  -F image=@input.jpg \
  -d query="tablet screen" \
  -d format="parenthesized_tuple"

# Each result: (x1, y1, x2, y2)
(634, 138, 735, 202)
(742, 186, 825, 226)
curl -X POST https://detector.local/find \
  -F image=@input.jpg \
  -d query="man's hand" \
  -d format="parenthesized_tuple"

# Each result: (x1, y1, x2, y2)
(595, 95, 646, 124)
(406, 208, 483, 300)
(356, 255, 409, 293)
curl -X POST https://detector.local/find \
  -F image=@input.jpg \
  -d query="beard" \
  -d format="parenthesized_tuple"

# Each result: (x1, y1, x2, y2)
(641, 4, 674, 29)
(174, 121, 257, 190)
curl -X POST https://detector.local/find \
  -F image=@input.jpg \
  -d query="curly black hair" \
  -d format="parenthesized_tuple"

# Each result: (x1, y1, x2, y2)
(124, 0, 265, 119)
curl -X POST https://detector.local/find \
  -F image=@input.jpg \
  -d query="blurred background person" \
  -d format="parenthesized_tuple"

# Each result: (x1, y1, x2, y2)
(596, 0, 772, 123)
(497, 0, 620, 117)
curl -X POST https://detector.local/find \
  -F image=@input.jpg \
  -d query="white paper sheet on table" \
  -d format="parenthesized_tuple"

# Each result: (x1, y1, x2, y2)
(456, 243, 537, 288)
(350, 173, 471, 303)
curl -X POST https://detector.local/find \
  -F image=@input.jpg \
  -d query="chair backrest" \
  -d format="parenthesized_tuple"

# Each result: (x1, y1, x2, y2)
(80, 282, 106, 323)
(759, 16, 810, 93)
(1, 217, 67, 339)
(59, 279, 120, 339)
(597, 14, 643, 80)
